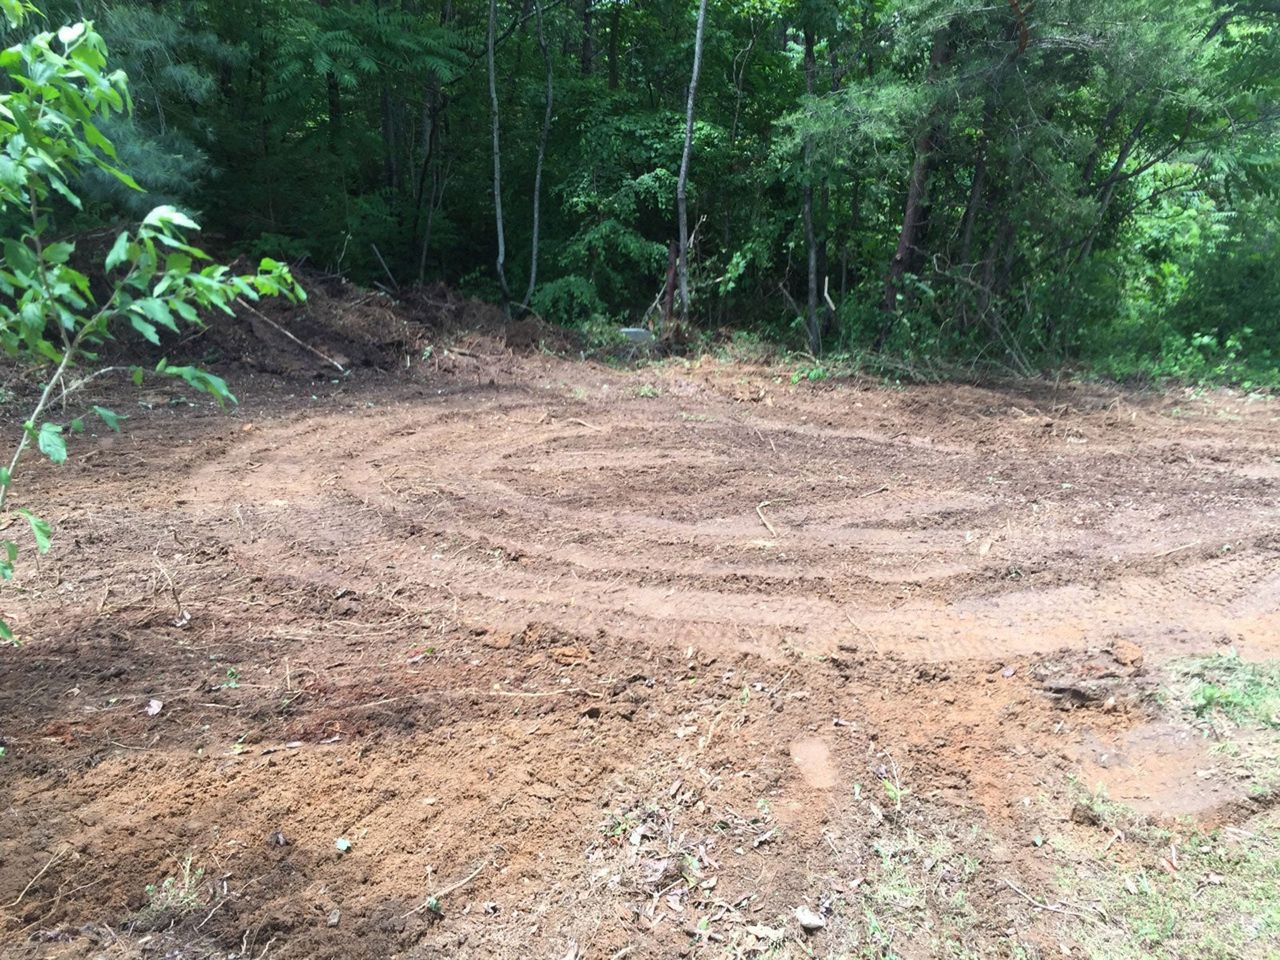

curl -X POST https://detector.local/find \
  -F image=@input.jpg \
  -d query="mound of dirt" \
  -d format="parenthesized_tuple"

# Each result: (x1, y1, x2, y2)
(189, 272, 579, 377)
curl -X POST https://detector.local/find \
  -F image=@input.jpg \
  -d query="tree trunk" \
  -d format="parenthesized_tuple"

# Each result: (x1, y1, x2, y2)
(662, 241, 677, 329)
(487, 0, 512, 307)
(327, 74, 342, 147)
(877, 28, 949, 347)
(957, 96, 999, 289)
(381, 85, 398, 190)
(607, 4, 620, 89)
(522, 0, 553, 310)
(675, 0, 709, 322)
(580, 0, 594, 76)
(802, 27, 821, 355)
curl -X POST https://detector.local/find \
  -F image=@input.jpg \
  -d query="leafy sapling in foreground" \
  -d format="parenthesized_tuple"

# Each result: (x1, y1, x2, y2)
(0, 12, 303, 641)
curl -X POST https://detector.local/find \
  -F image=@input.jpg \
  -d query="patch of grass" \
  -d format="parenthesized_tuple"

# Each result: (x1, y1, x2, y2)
(790, 363, 829, 384)
(635, 383, 660, 398)
(137, 855, 207, 929)
(1179, 654, 1280, 730)
(1161, 652, 1280, 796)
(1058, 814, 1280, 960)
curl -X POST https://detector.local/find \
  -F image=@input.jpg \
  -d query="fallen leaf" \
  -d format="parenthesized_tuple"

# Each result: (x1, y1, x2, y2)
(145, 699, 164, 717)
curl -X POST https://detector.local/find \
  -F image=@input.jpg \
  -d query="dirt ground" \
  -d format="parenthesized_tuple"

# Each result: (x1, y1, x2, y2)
(1, 306, 1279, 959)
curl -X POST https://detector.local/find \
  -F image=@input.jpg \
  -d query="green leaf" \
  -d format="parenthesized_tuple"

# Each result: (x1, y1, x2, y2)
(37, 422, 66, 464)
(101, 163, 143, 192)
(18, 509, 51, 553)
(143, 205, 201, 232)
(69, 417, 84, 433)
(105, 231, 130, 272)
(92, 405, 123, 432)
(136, 298, 178, 332)
(159, 363, 236, 405)
(0, 467, 10, 487)
(43, 241, 75, 264)
(131, 366, 144, 387)
(0, 619, 12, 643)
(130, 315, 160, 345)
(82, 118, 116, 159)
(48, 176, 85, 210)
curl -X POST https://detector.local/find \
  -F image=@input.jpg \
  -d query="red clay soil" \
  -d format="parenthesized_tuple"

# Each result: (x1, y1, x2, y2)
(1, 320, 1278, 958)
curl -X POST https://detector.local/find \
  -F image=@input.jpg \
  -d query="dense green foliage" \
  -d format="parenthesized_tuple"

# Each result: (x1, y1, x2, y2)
(12, 0, 1280, 380)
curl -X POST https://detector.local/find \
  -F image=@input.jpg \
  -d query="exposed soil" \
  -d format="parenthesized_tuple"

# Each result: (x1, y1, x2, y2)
(1, 306, 1279, 958)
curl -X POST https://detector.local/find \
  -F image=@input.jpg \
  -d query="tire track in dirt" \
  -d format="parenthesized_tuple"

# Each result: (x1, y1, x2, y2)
(181, 383, 1280, 663)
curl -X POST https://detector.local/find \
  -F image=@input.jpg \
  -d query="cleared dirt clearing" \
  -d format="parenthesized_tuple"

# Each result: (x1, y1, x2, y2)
(2, 347, 1278, 959)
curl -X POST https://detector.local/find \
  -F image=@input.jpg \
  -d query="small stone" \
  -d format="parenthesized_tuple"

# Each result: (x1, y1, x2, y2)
(327, 909, 341, 928)
(795, 906, 826, 932)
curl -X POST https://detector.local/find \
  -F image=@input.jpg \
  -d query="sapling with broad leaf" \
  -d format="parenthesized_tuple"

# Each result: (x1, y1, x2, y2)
(0, 7, 303, 641)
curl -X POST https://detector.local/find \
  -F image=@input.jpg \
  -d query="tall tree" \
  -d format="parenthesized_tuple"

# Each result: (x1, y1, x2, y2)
(675, 0, 709, 322)
(487, 0, 512, 308)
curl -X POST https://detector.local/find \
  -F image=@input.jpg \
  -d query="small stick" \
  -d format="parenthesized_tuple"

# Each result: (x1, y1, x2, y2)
(402, 860, 489, 918)
(860, 485, 889, 498)
(371, 243, 399, 292)
(152, 551, 186, 623)
(235, 298, 346, 374)
(5, 846, 70, 908)
(1153, 541, 1198, 559)
(1003, 878, 1102, 924)
(822, 275, 837, 313)
(755, 501, 778, 537)
(567, 417, 603, 431)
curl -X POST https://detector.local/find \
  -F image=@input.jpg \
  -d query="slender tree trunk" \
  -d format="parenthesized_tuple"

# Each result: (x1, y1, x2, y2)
(877, 28, 949, 347)
(607, 4, 621, 89)
(580, 0, 594, 76)
(381, 85, 398, 190)
(1076, 111, 1150, 264)
(801, 27, 821, 355)
(958, 97, 996, 277)
(522, 0, 554, 310)
(662, 241, 677, 329)
(316, 0, 342, 149)
(419, 162, 448, 283)
(488, 0, 512, 307)
(327, 74, 343, 147)
(676, 0, 709, 322)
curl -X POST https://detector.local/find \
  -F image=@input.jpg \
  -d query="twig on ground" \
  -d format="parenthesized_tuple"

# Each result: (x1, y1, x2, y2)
(860, 484, 890, 498)
(1153, 541, 1198, 558)
(402, 860, 489, 918)
(5, 845, 70, 908)
(1003, 878, 1104, 924)
(152, 549, 187, 624)
(755, 500, 778, 537)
